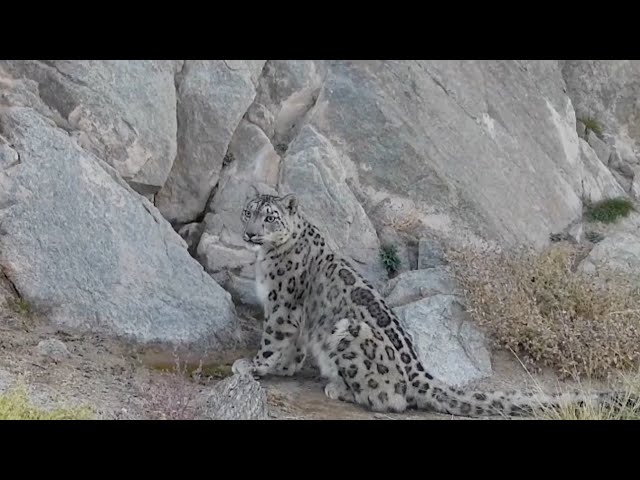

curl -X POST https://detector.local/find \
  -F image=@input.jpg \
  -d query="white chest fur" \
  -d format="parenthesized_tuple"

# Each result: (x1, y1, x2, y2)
(255, 277, 269, 306)
(254, 249, 269, 306)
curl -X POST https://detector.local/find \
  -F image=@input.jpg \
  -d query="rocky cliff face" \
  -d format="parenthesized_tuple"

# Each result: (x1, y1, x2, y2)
(562, 60, 640, 198)
(1, 60, 638, 363)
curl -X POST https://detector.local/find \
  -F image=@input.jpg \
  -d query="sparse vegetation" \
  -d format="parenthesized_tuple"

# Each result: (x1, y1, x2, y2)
(9, 298, 31, 316)
(137, 354, 231, 420)
(149, 360, 232, 380)
(584, 197, 635, 224)
(537, 373, 640, 420)
(380, 244, 401, 276)
(447, 243, 640, 380)
(0, 383, 92, 420)
(578, 116, 603, 137)
(140, 372, 199, 420)
(383, 208, 423, 234)
(148, 375, 197, 419)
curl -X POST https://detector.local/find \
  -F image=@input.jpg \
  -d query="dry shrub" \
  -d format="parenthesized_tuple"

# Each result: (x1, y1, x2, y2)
(447, 242, 640, 380)
(138, 355, 203, 420)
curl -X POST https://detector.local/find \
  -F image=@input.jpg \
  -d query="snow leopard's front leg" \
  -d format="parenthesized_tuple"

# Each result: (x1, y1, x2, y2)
(232, 305, 306, 378)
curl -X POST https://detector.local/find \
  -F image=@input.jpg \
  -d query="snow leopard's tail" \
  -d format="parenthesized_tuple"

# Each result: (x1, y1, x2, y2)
(410, 377, 637, 417)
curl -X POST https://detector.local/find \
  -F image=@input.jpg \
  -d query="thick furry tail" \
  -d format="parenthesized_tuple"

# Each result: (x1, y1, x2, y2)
(410, 379, 636, 418)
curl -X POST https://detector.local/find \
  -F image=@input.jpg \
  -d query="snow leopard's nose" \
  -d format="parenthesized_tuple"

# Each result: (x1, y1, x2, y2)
(243, 232, 255, 242)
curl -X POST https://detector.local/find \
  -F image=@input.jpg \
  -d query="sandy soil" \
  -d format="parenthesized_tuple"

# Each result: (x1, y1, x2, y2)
(0, 300, 614, 421)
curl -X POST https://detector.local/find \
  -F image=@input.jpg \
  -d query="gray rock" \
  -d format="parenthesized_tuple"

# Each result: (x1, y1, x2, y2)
(382, 268, 491, 387)
(611, 170, 634, 194)
(220, 272, 261, 310)
(609, 151, 636, 178)
(0, 106, 240, 348)
(0, 143, 19, 170)
(280, 125, 387, 288)
(193, 122, 283, 297)
(579, 230, 640, 280)
(177, 222, 204, 256)
(303, 60, 590, 248)
(200, 374, 269, 420)
(227, 120, 282, 187)
(576, 119, 587, 139)
(250, 60, 325, 146)
(197, 230, 260, 309)
(587, 130, 611, 165)
(0, 273, 16, 307)
(35, 339, 70, 362)
(394, 294, 492, 387)
(0, 66, 66, 127)
(383, 269, 460, 308)
(0, 368, 14, 393)
(197, 231, 256, 277)
(155, 61, 266, 225)
(202, 60, 640, 293)
(199, 62, 324, 293)
(563, 60, 640, 195)
(566, 222, 584, 243)
(0, 60, 178, 194)
(201, 120, 282, 242)
(562, 60, 640, 150)
(578, 139, 627, 203)
(632, 168, 640, 199)
(418, 237, 447, 269)
(246, 102, 276, 139)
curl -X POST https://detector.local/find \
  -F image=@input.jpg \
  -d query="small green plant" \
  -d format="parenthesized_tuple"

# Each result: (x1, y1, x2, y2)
(584, 197, 635, 224)
(7, 297, 31, 318)
(0, 383, 92, 420)
(14, 299, 30, 315)
(579, 116, 603, 137)
(380, 244, 401, 276)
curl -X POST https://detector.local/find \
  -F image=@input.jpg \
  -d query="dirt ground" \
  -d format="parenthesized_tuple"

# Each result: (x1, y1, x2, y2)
(0, 302, 611, 420)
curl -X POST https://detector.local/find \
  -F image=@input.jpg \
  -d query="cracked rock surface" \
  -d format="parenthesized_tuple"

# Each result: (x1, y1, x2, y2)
(1, 59, 638, 363)
(155, 60, 266, 225)
(385, 268, 492, 387)
(0, 105, 240, 349)
(0, 60, 178, 195)
(194, 60, 640, 298)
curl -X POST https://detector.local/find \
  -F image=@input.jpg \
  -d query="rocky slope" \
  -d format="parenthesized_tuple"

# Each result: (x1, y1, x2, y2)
(1, 60, 639, 414)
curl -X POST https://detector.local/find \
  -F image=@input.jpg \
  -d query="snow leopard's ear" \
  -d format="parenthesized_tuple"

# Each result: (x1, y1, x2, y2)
(250, 184, 260, 197)
(279, 193, 298, 215)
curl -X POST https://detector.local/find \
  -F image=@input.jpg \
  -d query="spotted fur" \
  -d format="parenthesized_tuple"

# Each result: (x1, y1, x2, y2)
(232, 191, 636, 417)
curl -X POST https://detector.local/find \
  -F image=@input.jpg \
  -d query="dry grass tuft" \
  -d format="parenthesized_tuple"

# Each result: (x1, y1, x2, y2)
(138, 356, 202, 420)
(538, 372, 640, 420)
(0, 381, 92, 420)
(383, 208, 423, 234)
(447, 242, 640, 380)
